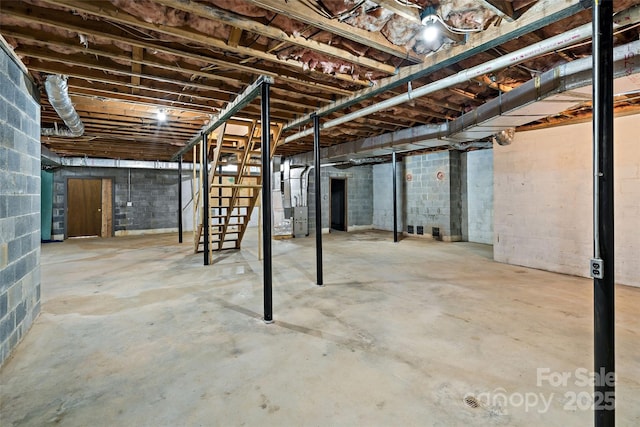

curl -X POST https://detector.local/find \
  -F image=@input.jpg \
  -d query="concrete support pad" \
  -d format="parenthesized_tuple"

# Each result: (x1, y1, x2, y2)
(1, 229, 639, 425)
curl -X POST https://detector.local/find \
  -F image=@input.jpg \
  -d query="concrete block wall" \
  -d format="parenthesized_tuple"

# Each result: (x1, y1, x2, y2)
(52, 167, 194, 238)
(402, 151, 462, 241)
(0, 48, 41, 365)
(494, 115, 639, 287)
(464, 149, 494, 244)
(372, 161, 404, 231)
(308, 165, 373, 232)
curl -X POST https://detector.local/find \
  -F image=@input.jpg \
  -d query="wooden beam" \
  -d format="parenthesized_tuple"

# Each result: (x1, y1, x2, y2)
(6, 29, 341, 108)
(65, 84, 222, 114)
(228, 27, 243, 48)
(131, 47, 143, 94)
(37, 0, 374, 86)
(28, 62, 231, 105)
(154, 0, 396, 75)
(282, 0, 586, 131)
(374, 0, 420, 22)
(5, 30, 245, 92)
(1, 6, 357, 94)
(245, 0, 423, 63)
(18, 47, 241, 97)
(18, 37, 328, 111)
(472, 75, 514, 92)
(478, 0, 517, 21)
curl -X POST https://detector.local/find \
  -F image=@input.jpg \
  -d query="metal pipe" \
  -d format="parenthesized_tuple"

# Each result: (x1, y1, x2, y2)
(313, 114, 324, 286)
(58, 157, 199, 170)
(218, 165, 222, 231)
(202, 133, 210, 266)
(392, 151, 398, 243)
(282, 0, 588, 134)
(178, 156, 183, 244)
(593, 1, 615, 425)
(261, 82, 274, 323)
(286, 40, 640, 166)
(283, 5, 640, 144)
(41, 75, 85, 137)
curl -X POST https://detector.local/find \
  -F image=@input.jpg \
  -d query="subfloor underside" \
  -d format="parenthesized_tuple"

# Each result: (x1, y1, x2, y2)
(1, 229, 639, 426)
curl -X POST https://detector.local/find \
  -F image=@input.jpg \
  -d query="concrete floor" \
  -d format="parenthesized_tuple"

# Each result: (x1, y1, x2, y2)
(1, 229, 639, 426)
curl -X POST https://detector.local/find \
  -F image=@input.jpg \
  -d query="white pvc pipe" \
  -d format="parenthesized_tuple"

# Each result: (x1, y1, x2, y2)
(284, 5, 640, 144)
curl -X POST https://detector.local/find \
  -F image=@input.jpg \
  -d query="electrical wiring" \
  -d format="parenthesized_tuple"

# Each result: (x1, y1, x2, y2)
(423, 13, 483, 34)
(394, 0, 421, 9)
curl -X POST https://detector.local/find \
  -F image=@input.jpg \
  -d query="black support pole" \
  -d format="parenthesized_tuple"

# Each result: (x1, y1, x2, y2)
(392, 151, 398, 243)
(312, 114, 323, 286)
(261, 82, 273, 323)
(593, 1, 615, 426)
(202, 132, 210, 266)
(178, 156, 183, 243)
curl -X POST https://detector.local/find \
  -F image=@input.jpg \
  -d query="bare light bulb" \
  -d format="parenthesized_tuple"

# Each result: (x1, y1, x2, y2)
(157, 110, 167, 122)
(423, 24, 440, 43)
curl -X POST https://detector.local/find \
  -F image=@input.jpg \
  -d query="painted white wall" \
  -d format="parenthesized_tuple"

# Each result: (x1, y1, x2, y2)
(181, 178, 195, 232)
(466, 150, 494, 244)
(494, 114, 640, 287)
(373, 162, 404, 232)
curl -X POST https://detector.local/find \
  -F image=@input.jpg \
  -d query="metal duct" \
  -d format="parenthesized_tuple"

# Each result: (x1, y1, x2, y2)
(288, 39, 640, 164)
(449, 141, 494, 151)
(41, 75, 84, 137)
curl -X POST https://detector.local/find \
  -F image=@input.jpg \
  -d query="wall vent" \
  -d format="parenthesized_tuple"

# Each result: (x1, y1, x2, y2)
(432, 227, 440, 238)
(407, 225, 414, 234)
(417, 226, 424, 235)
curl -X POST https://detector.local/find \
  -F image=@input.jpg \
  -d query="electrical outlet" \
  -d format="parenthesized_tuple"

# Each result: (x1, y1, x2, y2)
(127, 201, 133, 207)
(590, 258, 604, 279)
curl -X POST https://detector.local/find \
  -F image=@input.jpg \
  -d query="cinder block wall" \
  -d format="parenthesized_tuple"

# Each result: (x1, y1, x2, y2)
(402, 151, 462, 241)
(464, 149, 494, 244)
(0, 49, 41, 365)
(52, 167, 193, 238)
(372, 161, 404, 232)
(308, 165, 373, 232)
(494, 115, 639, 287)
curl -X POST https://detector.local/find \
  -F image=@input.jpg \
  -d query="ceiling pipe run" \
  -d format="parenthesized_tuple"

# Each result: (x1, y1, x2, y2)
(283, 4, 640, 144)
(288, 39, 640, 164)
(41, 75, 84, 137)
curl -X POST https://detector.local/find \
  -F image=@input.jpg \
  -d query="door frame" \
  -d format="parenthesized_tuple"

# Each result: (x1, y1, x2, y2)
(65, 176, 115, 239)
(329, 177, 348, 232)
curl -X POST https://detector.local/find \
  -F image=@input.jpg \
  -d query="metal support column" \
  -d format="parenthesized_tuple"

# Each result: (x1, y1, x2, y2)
(261, 82, 273, 323)
(392, 151, 398, 243)
(312, 114, 323, 286)
(218, 165, 222, 234)
(593, 1, 615, 425)
(178, 156, 183, 243)
(202, 133, 210, 266)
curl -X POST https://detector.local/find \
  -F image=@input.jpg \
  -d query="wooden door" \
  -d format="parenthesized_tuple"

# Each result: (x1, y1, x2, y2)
(67, 178, 102, 237)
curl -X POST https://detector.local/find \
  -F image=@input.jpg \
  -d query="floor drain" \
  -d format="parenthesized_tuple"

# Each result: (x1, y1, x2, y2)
(464, 396, 480, 409)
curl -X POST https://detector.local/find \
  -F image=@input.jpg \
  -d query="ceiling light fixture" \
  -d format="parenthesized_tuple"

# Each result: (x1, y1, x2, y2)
(422, 19, 440, 42)
(419, 5, 483, 44)
(157, 109, 167, 122)
(420, 6, 441, 42)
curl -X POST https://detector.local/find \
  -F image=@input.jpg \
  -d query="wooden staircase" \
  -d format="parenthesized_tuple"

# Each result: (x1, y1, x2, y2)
(192, 119, 283, 263)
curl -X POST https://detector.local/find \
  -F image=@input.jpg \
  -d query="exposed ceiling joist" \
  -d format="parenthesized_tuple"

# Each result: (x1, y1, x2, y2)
(173, 76, 274, 159)
(3, 0, 638, 162)
(373, 0, 421, 22)
(153, 0, 397, 76)
(283, 0, 587, 131)
(478, 0, 517, 21)
(245, 0, 423, 63)
(38, 0, 374, 87)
